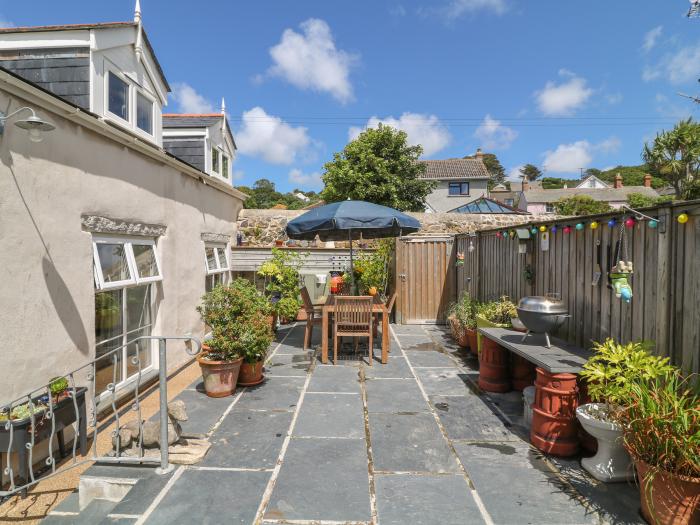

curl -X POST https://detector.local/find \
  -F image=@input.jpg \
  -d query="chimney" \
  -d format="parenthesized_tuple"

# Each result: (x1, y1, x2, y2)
(614, 173, 623, 189)
(521, 177, 529, 192)
(475, 148, 484, 161)
(643, 174, 652, 188)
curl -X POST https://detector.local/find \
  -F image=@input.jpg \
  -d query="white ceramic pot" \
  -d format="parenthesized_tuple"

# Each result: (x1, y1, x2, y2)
(575, 403, 634, 482)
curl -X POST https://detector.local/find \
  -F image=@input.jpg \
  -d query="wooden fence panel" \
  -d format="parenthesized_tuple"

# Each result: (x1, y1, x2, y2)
(456, 201, 700, 373)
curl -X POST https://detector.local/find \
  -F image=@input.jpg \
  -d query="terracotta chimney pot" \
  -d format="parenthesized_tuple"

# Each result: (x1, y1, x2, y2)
(614, 173, 623, 189)
(522, 178, 529, 191)
(643, 174, 652, 188)
(475, 148, 484, 161)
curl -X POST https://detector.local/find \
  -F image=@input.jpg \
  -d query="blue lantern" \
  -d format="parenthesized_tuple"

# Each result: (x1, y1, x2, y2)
(530, 227, 538, 235)
(551, 225, 558, 233)
(648, 219, 658, 229)
(575, 223, 584, 231)
(607, 218, 616, 228)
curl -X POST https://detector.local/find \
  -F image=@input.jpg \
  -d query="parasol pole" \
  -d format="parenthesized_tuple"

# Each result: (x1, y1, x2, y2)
(348, 228, 356, 294)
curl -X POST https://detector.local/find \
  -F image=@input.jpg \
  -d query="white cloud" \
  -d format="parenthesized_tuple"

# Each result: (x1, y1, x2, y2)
(289, 168, 323, 189)
(535, 71, 593, 116)
(643, 26, 663, 52)
(266, 18, 358, 104)
(170, 83, 215, 114)
(237, 107, 311, 165)
(232, 170, 245, 182)
(642, 65, 661, 82)
(348, 113, 451, 157)
(474, 114, 518, 150)
(507, 165, 525, 181)
(644, 41, 700, 85)
(542, 137, 620, 174)
(439, 0, 507, 18)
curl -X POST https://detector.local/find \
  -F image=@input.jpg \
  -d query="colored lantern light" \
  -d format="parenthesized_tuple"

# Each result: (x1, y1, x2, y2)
(551, 225, 558, 233)
(496, 231, 502, 238)
(678, 213, 689, 224)
(563, 226, 571, 234)
(575, 223, 584, 231)
(607, 218, 616, 227)
(530, 227, 538, 235)
(625, 218, 635, 228)
(539, 225, 547, 232)
(590, 221, 598, 230)
(509, 230, 516, 238)
(648, 219, 658, 229)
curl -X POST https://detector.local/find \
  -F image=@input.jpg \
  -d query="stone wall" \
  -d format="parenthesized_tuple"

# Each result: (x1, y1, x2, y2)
(237, 209, 561, 247)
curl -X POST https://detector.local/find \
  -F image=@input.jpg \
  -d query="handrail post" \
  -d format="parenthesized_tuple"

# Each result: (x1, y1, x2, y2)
(155, 338, 174, 475)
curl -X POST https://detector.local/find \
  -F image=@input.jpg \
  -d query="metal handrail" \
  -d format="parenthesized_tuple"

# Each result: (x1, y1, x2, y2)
(1, 334, 201, 498)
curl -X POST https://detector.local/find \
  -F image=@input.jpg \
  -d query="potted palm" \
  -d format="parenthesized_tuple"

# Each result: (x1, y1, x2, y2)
(577, 339, 674, 482)
(197, 279, 273, 397)
(620, 372, 699, 525)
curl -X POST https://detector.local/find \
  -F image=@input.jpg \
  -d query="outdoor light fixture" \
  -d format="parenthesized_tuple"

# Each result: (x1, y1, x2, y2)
(0, 106, 55, 143)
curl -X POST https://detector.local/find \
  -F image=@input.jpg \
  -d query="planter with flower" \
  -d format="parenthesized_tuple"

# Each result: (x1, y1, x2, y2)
(577, 339, 674, 483)
(353, 241, 392, 300)
(475, 297, 517, 393)
(620, 371, 699, 525)
(197, 279, 274, 397)
(258, 248, 305, 325)
(447, 294, 478, 351)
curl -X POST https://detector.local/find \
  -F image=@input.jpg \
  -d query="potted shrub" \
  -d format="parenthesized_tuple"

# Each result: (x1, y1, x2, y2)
(237, 314, 274, 386)
(354, 240, 392, 297)
(258, 248, 305, 324)
(447, 294, 477, 350)
(197, 279, 272, 397)
(577, 339, 674, 483)
(621, 372, 699, 525)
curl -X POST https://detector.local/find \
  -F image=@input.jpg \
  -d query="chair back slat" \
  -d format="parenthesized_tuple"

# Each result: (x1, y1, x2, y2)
(386, 291, 397, 314)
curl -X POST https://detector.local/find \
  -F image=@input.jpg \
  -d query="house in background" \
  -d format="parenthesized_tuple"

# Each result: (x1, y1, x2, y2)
(162, 102, 236, 183)
(575, 174, 609, 189)
(419, 149, 491, 212)
(519, 174, 659, 214)
(448, 196, 529, 214)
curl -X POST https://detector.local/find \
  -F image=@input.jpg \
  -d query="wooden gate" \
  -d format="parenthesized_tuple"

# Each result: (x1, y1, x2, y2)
(395, 236, 456, 324)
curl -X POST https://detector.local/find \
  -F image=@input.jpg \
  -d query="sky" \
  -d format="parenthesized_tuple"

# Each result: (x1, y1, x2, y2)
(2, 0, 700, 191)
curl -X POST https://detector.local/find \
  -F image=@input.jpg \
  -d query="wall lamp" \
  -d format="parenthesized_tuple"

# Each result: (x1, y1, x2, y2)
(0, 106, 55, 143)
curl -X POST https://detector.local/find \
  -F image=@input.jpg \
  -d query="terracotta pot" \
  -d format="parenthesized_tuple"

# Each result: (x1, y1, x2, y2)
(238, 359, 265, 386)
(530, 368, 579, 457)
(635, 459, 700, 525)
(478, 340, 510, 393)
(449, 317, 469, 348)
(275, 240, 284, 246)
(196, 348, 243, 398)
(466, 328, 478, 355)
(268, 314, 278, 332)
(510, 353, 536, 391)
(296, 308, 308, 321)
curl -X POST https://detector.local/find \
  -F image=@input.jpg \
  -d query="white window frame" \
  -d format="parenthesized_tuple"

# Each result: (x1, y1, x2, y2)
(104, 60, 157, 140)
(105, 69, 131, 125)
(93, 235, 163, 291)
(221, 153, 229, 179)
(135, 90, 155, 136)
(211, 147, 220, 174)
(204, 243, 230, 275)
(545, 203, 555, 214)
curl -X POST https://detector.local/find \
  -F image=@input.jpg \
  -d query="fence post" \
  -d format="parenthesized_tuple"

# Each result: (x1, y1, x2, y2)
(155, 338, 174, 475)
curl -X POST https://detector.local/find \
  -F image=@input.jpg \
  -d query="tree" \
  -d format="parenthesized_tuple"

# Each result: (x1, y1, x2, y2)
(626, 193, 674, 208)
(643, 118, 700, 199)
(584, 168, 602, 178)
(465, 152, 506, 188)
(235, 179, 322, 209)
(519, 164, 543, 181)
(554, 195, 612, 216)
(320, 125, 435, 211)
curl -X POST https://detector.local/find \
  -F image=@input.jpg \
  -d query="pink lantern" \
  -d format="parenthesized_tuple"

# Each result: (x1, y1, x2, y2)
(625, 217, 635, 228)
(563, 226, 571, 234)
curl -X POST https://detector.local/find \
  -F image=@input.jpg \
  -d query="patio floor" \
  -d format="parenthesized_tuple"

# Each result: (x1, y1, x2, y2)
(43, 323, 644, 525)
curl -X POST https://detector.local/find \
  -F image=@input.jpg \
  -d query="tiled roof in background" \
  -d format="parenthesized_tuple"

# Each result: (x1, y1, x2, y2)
(418, 158, 490, 180)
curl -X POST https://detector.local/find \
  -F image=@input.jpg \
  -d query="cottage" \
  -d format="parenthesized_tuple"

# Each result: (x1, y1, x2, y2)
(0, 4, 245, 404)
(419, 149, 490, 212)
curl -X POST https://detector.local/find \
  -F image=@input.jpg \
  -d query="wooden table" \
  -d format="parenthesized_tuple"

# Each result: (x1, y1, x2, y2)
(478, 327, 592, 374)
(321, 295, 389, 364)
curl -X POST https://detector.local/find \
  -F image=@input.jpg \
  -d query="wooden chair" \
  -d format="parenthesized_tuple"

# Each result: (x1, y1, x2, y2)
(373, 291, 397, 344)
(333, 296, 374, 365)
(301, 286, 323, 351)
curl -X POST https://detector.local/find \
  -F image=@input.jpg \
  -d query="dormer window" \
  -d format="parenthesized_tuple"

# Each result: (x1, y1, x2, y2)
(105, 66, 156, 139)
(222, 155, 229, 179)
(108, 72, 129, 121)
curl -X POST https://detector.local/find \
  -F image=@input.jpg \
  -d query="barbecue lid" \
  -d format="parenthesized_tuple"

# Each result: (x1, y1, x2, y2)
(517, 295, 568, 314)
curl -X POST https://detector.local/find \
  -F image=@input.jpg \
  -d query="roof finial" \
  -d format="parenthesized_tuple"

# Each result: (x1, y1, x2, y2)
(221, 97, 226, 115)
(134, 0, 142, 23)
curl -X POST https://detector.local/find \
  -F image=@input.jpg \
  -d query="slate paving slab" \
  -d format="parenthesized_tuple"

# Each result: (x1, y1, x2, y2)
(202, 409, 293, 468)
(396, 336, 438, 351)
(175, 385, 238, 435)
(265, 438, 371, 522)
(236, 376, 305, 411)
(307, 364, 361, 393)
(293, 393, 365, 438)
(265, 353, 312, 376)
(375, 474, 485, 525)
(405, 350, 458, 368)
(453, 440, 598, 525)
(144, 469, 269, 525)
(391, 325, 429, 335)
(413, 367, 472, 396)
(369, 412, 460, 473)
(107, 468, 177, 517)
(363, 356, 413, 379)
(365, 378, 428, 413)
(430, 394, 517, 442)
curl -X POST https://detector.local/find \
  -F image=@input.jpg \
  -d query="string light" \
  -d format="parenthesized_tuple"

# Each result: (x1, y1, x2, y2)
(625, 217, 635, 228)
(648, 219, 658, 229)
(608, 218, 616, 227)
(551, 225, 557, 233)
(530, 227, 538, 235)
(563, 226, 572, 234)
(575, 223, 584, 231)
(539, 225, 547, 232)
(590, 221, 599, 230)
(678, 212, 689, 224)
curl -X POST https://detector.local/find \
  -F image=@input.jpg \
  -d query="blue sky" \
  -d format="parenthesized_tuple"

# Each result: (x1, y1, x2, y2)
(3, 1, 700, 191)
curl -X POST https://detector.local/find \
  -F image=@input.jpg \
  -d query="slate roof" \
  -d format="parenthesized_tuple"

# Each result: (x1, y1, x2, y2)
(418, 158, 490, 180)
(448, 197, 529, 214)
(509, 180, 543, 191)
(0, 22, 170, 92)
(523, 186, 659, 203)
(162, 114, 225, 128)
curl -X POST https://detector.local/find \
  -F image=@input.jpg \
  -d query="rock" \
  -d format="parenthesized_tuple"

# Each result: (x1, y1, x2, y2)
(168, 438, 211, 465)
(168, 400, 188, 422)
(123, 419, 142, 440)
(112, 428, 132, 450)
